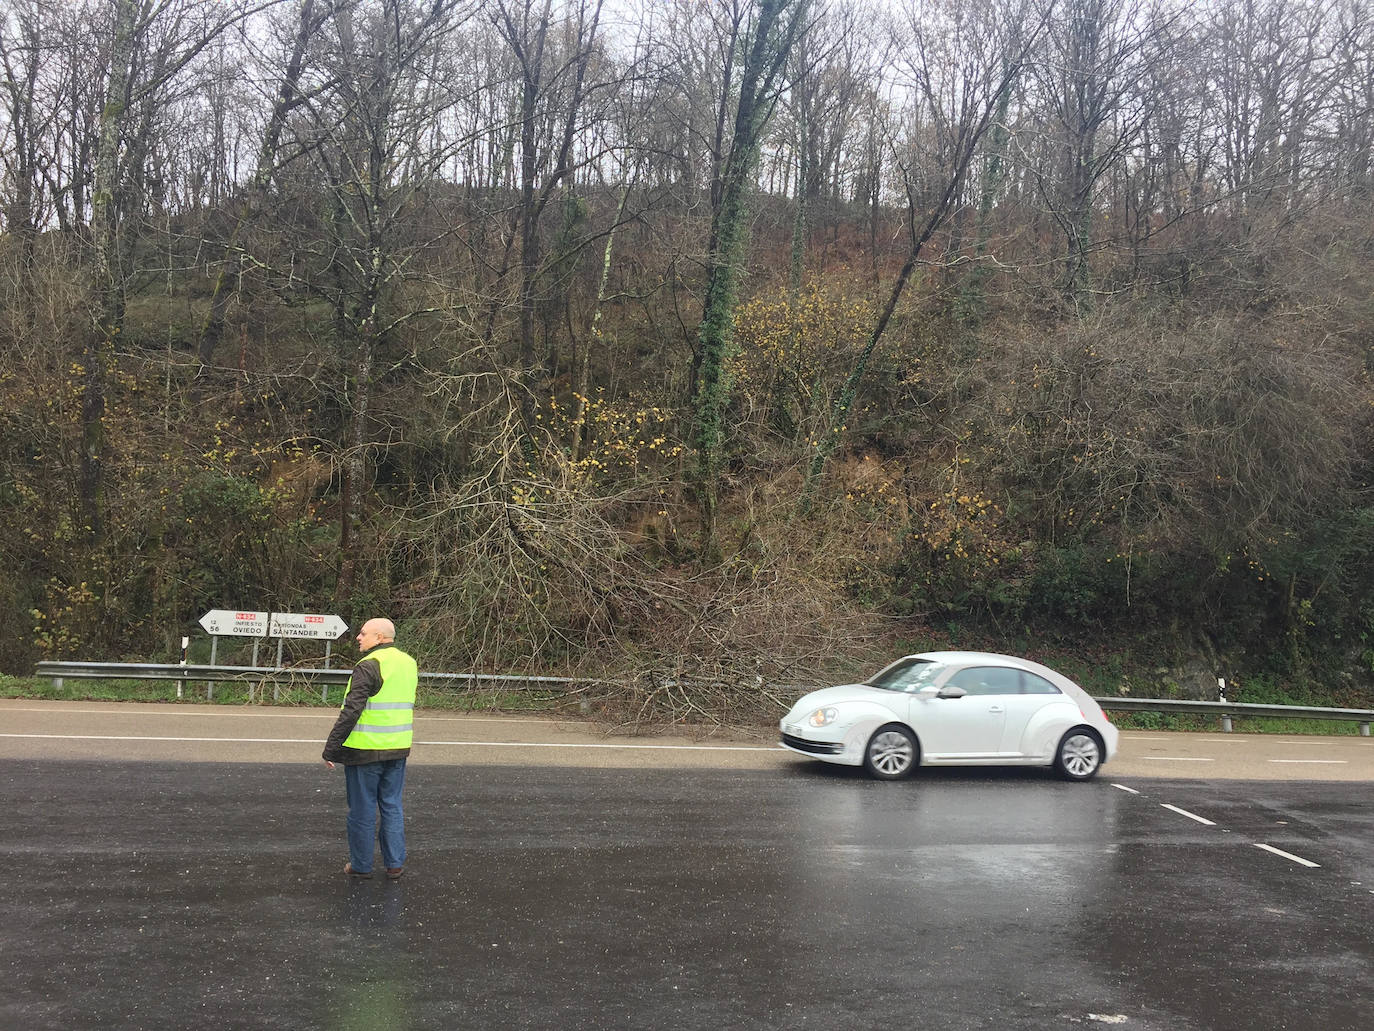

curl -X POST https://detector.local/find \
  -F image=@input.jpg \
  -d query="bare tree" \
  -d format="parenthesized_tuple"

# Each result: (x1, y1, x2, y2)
(0, 0, 55, 326)
(1327, 0, 1374, 205)
(1028, 0, 1167, 311)
(287, 0, 476, 595)
(803, 0, 1044, 497)
(83, 0, 273, 540)
(487, 0, 608, 453)
(195, 0, 329, 370)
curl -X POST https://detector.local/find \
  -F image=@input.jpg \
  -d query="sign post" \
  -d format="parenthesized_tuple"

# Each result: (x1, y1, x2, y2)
(267, 612, 349, 701)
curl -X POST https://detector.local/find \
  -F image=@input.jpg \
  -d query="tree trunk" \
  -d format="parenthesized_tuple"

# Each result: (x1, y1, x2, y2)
(82, 0, 137, 542)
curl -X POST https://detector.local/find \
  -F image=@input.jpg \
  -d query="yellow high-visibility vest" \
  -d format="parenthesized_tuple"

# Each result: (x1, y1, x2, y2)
(342, 645, 417, 750)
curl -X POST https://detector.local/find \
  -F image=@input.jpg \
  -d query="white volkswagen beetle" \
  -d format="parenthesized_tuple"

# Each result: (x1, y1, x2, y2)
(779, 651, 1119, 781)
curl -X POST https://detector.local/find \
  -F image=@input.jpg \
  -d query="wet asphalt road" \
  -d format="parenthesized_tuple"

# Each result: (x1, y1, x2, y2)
(4, 752, 1372, 1029)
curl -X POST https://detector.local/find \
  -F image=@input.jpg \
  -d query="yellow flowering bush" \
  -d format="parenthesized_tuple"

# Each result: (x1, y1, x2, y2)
(730, 287, 877, 439)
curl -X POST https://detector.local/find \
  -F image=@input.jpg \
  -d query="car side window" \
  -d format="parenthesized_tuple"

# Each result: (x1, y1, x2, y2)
(945, 666, 1021, 696)
(1020, 673, 1061, 695)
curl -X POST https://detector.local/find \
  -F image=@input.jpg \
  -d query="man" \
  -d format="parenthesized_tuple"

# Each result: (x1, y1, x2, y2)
(323, 617, 418, 881)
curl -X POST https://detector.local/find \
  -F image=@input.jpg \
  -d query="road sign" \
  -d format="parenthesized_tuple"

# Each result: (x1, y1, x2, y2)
(199, 610, 270, 637)
(268, 612, 349, 640)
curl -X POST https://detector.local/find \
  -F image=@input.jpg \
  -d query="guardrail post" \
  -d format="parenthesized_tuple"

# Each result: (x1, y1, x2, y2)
(1362, 722, 1370, 737)
(1220, 714, 1232, 732)
(321, 642, 332, 703)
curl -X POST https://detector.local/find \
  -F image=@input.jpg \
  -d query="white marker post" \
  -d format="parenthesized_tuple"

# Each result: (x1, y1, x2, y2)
(177, 636, 188, 699)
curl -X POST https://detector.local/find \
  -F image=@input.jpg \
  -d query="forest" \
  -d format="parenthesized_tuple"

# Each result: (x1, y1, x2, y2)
(1, 0, 1371, 719)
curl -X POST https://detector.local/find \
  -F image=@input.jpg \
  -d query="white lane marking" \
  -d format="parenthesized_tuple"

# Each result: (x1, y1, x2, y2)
(1140, 756, 1214, 761)
(1254, 843, 1320, 868)
(0, 707, 553, 725)
(1, 734, 327, 743)
(1161, 803, 1216, 826)
(0, 733, 781, 752)
(1111, 783, 1141, 794)
(418, 740, 782, 752)
(1268, 759, 1347, 764)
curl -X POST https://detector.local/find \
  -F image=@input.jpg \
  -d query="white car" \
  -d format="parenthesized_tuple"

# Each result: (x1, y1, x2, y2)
(779, 651, 1119, 781)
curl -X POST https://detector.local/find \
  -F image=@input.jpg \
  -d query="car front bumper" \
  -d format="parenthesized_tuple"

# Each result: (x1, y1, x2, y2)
(780, 731, 845, 755)
(778, 720, 864, 765)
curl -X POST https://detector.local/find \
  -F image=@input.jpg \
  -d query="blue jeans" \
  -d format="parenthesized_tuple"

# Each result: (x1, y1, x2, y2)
(344, 758, 407, 873)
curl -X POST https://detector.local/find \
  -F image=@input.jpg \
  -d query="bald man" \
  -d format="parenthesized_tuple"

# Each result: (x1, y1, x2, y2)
(323, 618, 419, 880)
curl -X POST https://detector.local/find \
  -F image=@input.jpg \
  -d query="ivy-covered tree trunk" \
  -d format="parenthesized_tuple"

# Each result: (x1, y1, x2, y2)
(691, 0, 805, 558)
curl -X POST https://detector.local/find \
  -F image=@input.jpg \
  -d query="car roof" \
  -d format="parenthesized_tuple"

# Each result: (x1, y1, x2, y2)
(908, 650, 1050, 671)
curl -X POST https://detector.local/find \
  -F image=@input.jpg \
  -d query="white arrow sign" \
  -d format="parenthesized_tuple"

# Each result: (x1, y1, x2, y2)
(268, 612, 349, 640)
(199, 610, 270, 637)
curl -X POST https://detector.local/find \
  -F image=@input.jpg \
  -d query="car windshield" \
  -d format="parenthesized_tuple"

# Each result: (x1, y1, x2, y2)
(864, 657, 946, 692)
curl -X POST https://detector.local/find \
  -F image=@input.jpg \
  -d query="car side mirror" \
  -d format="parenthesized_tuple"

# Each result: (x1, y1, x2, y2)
(936, 685, 967, 699)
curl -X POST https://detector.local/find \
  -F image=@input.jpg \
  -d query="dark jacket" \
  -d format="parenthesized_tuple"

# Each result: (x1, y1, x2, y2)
(322, 643, 413, 765)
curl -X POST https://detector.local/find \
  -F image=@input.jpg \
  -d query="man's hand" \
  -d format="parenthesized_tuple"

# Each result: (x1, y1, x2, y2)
(324, 760, 335, 770)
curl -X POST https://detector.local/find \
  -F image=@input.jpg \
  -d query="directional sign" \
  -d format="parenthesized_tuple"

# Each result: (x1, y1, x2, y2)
(199, 610, 270, 637)
(268, 612, 349, 640)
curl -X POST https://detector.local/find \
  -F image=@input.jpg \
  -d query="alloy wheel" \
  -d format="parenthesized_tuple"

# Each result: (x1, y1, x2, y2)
(1059, 733, 1101, 779)
(867, 729, 916, 778)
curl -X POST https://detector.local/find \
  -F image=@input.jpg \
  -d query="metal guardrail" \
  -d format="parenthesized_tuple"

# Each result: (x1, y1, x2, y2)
(31, 660, 1374, 735)
(1096, 696, 1372, 736)
(35, 660, 591, 704)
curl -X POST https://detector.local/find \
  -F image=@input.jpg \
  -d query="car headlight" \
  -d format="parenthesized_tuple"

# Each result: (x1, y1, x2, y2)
(808, 706, 838, 728)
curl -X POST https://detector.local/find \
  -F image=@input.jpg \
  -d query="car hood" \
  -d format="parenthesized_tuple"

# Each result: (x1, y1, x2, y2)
(786, 683, 900, 714)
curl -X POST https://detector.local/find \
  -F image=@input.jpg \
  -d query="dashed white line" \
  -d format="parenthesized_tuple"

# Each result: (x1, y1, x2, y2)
(1111, 783, 1141, 794)
(1140, 756, 1214, 762)
(1254, 843, 1320, 868)
(1160, 803, 1216, 826)
(1267, 759, 1347, 764)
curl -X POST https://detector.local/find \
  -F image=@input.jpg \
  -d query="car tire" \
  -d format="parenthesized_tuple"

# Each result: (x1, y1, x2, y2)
(1054, 728, 1103, 781)
(863, 724, 919, 780)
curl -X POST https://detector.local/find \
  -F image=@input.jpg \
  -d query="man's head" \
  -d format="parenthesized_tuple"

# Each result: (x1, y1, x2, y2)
(356, 618, 396, 651)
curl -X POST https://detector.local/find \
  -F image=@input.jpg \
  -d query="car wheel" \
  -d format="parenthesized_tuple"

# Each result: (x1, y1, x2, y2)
(1054, 729, 1103, 780)
(863, 724, 918, 780)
